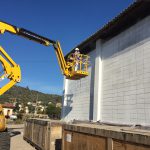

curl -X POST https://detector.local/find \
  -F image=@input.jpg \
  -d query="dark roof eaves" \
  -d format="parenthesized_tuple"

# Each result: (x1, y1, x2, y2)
(65, 0, 150, 58)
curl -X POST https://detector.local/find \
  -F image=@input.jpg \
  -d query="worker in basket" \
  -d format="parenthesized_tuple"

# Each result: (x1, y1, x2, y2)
(74, 48, 81, 71)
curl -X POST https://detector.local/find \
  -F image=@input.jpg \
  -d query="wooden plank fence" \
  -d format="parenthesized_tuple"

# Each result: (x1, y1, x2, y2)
(24, 119, 63, 150)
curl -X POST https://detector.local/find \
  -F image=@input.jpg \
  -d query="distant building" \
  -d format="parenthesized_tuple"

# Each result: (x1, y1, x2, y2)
(32, 103, 36, 107)
(62, 1, 150, 125)
(39, 106, 44, 112)
(2, 103, 15, 117)
(38, 101, 41, 104)
(18, 104, 23, 111)
(25, 106, 29, 114)
(27, 102, 31, 105)
(56, 103, 62, 108)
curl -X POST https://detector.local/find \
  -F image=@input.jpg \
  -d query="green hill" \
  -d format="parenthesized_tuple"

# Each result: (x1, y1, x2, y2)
(0, 85, 62, 105)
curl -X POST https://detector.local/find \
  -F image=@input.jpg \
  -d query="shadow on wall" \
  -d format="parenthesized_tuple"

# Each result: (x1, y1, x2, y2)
(62, 92, 73, 117)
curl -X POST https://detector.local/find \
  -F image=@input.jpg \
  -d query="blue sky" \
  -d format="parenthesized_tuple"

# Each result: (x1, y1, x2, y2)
(0, 0, 133, 95)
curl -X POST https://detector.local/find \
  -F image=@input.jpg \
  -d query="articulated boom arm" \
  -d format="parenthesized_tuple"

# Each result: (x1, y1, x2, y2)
(0, 20, 89, 95)
(53, 42, 69, 76)
(0, 21, 53, 46)
(0, 21, 89, 80)
(0, 21, 69, 77)
(0, 21, 54, 95)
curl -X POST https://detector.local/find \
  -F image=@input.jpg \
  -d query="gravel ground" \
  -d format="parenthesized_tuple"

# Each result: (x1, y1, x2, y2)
(8, 124, 35, 150)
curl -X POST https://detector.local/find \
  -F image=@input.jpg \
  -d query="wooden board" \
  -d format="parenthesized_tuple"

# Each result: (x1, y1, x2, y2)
(63, 130, 106, 150)
(24, 119, 63, 150)
(113, 140, 150, 150)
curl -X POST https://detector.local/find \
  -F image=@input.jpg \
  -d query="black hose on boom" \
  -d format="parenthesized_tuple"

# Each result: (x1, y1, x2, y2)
(18, 28, 56, 46)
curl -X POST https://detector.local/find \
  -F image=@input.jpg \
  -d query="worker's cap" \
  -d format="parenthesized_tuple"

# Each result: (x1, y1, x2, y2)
(75, 48, 79, 51)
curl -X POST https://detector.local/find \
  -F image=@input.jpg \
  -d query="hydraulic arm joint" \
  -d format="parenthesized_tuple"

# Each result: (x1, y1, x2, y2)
(0, 46, 21, 95)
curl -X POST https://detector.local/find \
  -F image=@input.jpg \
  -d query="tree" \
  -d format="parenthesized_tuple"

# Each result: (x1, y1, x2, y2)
(46, 103, 61, 119)
(26, 86, 30, 90)
(28, 105, 35, 113)
(14, 102, 20, 113)
(55, 107, 61, 119)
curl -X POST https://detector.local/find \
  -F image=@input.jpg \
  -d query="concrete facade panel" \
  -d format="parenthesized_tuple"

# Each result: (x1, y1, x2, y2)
(61, 50, 96, 121)
(101, 16, 150, 125)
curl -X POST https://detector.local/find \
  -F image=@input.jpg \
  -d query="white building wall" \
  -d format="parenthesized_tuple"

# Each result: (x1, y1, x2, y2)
(62, 15, 150, 125)
(61, 50, 96, 121)
(101, 16, 150, 125)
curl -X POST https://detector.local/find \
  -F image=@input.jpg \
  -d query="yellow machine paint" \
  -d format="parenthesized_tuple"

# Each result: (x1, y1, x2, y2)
(0, 20, 89, 93)
(0, 104, 6, 131)
(0, 20, 89, 131)
(0, 46, 21, 95)
(0, 21, 89, 80)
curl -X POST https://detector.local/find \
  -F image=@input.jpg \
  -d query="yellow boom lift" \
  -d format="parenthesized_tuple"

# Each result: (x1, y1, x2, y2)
(0, 21, 89, 132)
(0, 20, 89, 96)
